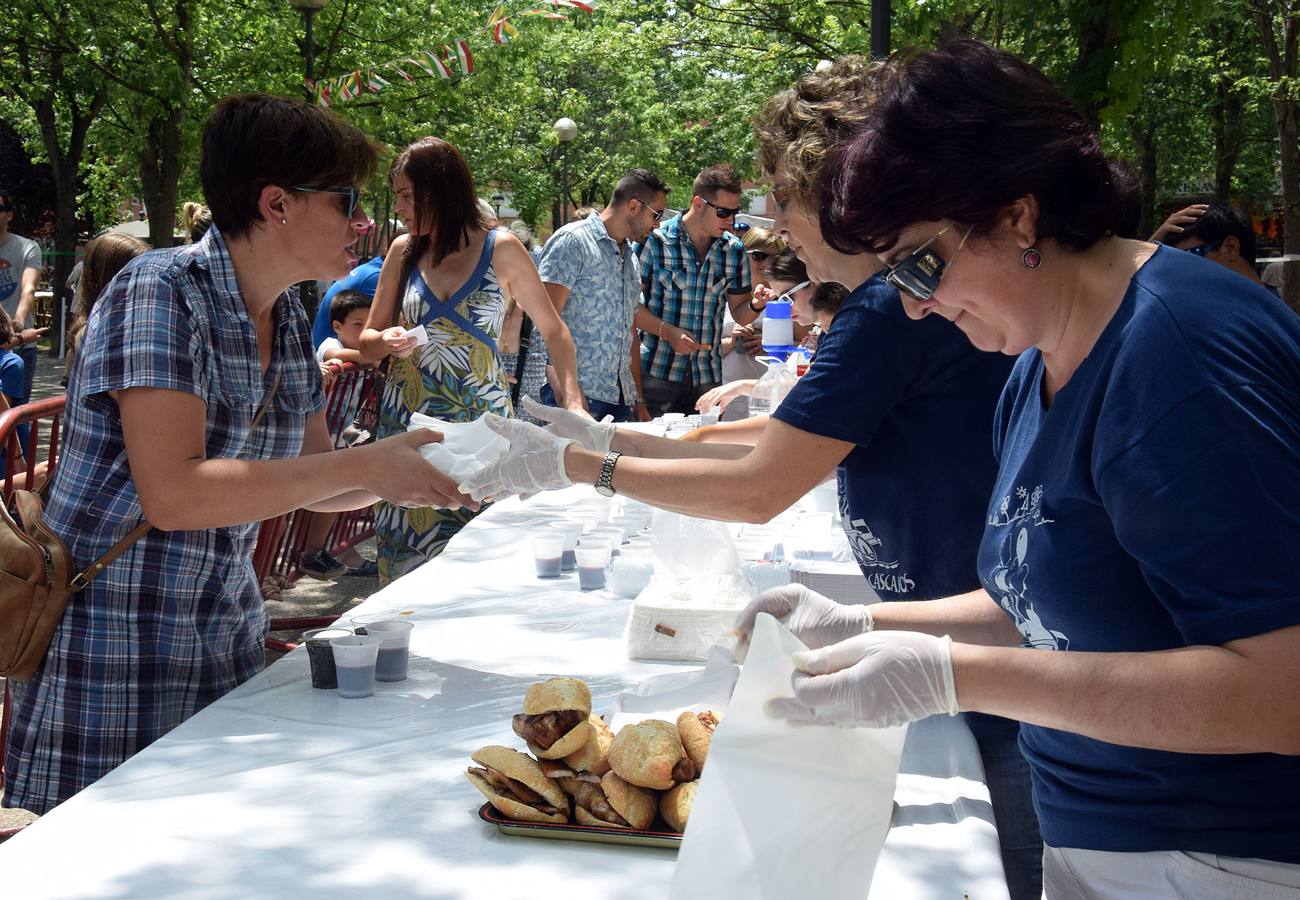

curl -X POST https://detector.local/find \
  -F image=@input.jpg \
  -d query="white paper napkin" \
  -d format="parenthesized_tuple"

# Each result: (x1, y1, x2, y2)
(670, 614, 906, 900)
(402, 325, 429, 346)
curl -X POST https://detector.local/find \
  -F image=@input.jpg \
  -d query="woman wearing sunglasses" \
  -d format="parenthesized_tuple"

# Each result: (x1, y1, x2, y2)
(359, 137, 587, 584)
(772, 41, 1300, 897)
(3, 94, 470, 816)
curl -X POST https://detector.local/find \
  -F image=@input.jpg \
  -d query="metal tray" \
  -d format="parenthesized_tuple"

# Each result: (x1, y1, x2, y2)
(478, 802, 683, 850)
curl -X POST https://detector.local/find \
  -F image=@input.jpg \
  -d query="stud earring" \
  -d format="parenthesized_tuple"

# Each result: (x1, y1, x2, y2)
(1021, 247, 1042, 269)
(280, 218, 288, 225)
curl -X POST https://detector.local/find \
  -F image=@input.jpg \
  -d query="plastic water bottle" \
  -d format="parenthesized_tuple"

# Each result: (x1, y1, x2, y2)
(761, 298, 797, 362)
(748, 356, 797, 417)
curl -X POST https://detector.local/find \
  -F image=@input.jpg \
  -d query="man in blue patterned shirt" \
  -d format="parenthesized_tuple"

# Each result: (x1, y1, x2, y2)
(538, 169, 670, 421)
(634, 164, 757, 415)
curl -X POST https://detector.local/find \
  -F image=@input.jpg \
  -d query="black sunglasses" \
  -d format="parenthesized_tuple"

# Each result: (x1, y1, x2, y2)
(881, 224, 971, 302)
(1184, 239, 1224, 257)
(701, 197, 740, 219)
(748, 250, 770, 262)
(292, 185, 361, 219)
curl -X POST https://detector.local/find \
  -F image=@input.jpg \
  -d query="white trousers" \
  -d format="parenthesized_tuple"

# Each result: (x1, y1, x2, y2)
(1044, 846, 1300, 899)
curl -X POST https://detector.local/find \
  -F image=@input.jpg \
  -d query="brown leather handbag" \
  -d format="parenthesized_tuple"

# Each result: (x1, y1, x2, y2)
(0, 492, 150, 679)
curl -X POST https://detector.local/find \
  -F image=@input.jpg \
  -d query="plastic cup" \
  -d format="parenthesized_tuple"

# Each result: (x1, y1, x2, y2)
(303, 627, 353, 690)
(575, 545, 611, 591)
(700, 406, 721, 426)
(330, 634, 382, 699)
(548, 522, 583, 572)
(533, 537, 564, 578)
(365, 620, 414, 682)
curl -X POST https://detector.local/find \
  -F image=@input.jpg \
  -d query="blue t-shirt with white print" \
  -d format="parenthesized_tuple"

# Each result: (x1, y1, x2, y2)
(981, 245, 1300, 861)
(775, 274, 1014, 601)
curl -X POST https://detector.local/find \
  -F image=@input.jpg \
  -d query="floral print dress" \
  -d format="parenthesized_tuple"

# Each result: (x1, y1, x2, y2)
(374, 229, 511, 583)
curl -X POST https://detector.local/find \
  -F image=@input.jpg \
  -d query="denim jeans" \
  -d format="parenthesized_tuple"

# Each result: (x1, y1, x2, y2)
(639, 372, 718, 418)
(974, 722, 1043, 900)
(539, 384, 633, 423)
(15, 343, 37, 405)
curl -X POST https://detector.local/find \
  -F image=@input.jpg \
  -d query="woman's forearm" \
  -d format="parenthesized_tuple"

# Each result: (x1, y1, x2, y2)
(305, 487, 381, 513)
(868, 589, 1024, 647)
(953, 626, 1300, 755)
(611, 428, 751, 460)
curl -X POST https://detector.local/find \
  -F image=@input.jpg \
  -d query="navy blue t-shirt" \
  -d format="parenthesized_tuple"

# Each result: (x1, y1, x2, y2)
(310, 256, 383, 349)
(981, 245, 1300, 860)
(775, 274, 1014, 601)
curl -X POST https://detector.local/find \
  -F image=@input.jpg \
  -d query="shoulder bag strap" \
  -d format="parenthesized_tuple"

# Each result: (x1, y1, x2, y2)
(511, 313, 533, 406)
(70, 368, 283, 591)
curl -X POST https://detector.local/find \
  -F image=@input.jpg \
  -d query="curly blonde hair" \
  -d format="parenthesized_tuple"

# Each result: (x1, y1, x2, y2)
(754, 56, 883, 215)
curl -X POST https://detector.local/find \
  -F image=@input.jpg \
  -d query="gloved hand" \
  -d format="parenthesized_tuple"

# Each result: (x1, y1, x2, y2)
(521, 397, 617, 454)
(458, 414, 574, 502)
(767, 631, 959, 729)
(735, 584, 874, 650)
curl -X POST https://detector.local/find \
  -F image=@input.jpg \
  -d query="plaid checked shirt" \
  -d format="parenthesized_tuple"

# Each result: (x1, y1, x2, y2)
(2, 225, 324, 815)
(638, 216, 751, 385)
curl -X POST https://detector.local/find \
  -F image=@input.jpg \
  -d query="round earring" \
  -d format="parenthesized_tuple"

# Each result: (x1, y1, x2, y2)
(1021, 247, 1043, 269)
(280, 218, 288, 225)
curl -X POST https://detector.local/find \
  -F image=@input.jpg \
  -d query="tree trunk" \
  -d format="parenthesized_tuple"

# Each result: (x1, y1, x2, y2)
(1133, 114, 1158, 240)
(1276, 95, 1300, 312)
(140, 107, 184, 248)
(1212, 82, 1244, 202)
(1069, 7, 1120, 127)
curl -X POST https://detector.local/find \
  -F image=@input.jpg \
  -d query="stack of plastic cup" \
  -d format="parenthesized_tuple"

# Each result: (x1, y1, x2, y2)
(532, 536, 564, 578)
(548, 522, 583, 572)
(330, 634, 383, 699)
(366, 620, 415, 682)
(574, 544, 611, 591)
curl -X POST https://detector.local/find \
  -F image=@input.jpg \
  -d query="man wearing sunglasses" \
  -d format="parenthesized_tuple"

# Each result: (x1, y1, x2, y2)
(0, 189, 48, 404)
(1156, 201, 1277, 296)
(536, 169, 670, 423)
(633, 163, 757, 416)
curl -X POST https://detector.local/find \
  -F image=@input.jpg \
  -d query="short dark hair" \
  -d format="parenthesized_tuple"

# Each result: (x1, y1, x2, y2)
(765, 248, 808, 285)
(692, 164, 742, 199)
(820, 40, 1129, 256)
(1167, 202, 1258, 263)
(611, 169, 670, 206)
(329, 289, 372, 324)
(200, 93, 381, 240)
(0, 187, 11, 211)
(810, 282, 848, 317)
(392, 137, 490, 271)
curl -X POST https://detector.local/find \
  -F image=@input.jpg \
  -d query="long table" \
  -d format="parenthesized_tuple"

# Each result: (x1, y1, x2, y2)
(0, 486, 1008, 899)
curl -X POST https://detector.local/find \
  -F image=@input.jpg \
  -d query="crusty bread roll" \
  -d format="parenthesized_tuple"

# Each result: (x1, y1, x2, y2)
(467, 745, 568, 824)
(564, 713, 615, 776)
(520, 677, 595, 759)
(601, 772, 656, 830)
(660, 780, 698, 832)
(676, 710, 724, 772)
(608, 720, 686, 790)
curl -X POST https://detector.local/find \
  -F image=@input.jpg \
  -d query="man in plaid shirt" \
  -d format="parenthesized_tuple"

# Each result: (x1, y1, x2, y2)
(634, 164, 758, 415)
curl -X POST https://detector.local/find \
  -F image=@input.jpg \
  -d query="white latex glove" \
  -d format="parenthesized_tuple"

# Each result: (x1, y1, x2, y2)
(767, 631, 959, 729)
(458, 414, 574, 502)
(520, 396, 616, 453)
(735, 584, 874, 650)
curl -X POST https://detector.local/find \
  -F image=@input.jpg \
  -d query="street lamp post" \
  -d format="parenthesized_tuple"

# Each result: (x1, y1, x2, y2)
(289, 0, 331, 101)
(553, 117, 578, 224)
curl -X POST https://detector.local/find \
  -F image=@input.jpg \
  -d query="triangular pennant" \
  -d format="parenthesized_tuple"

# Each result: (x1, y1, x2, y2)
(389, 62, 415, 82)
(456, 39, 474, 75)
(425, 49, 452, 79)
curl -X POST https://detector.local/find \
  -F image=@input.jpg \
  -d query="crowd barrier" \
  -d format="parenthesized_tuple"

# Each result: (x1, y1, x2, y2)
(0, 362, 386, 818)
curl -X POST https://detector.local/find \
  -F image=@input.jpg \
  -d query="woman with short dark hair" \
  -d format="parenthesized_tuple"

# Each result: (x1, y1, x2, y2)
(360, 136, 586, 583)
(768, 40, 1300, 896)
(3, 93, 466, 815)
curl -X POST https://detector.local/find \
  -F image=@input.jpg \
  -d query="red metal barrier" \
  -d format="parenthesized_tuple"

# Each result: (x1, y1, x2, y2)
(251, 362, 383, 601)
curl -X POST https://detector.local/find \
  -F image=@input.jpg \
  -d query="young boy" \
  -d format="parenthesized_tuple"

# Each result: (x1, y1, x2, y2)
(299, 290, 379, 579)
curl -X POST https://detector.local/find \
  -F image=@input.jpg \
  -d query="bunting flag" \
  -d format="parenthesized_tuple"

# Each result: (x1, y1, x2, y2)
(456, 39, 474, 75)
(308, 0, 593, 107)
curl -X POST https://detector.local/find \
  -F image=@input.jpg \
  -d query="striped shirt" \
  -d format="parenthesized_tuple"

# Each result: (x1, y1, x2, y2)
(2, 225, 324, 814)
(638, 216, 751, 384)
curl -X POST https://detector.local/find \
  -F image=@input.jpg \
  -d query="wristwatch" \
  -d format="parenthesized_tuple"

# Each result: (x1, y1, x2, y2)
(594, 450, 622, 497)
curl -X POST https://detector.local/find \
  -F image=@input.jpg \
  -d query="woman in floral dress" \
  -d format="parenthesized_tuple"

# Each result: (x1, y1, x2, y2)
(360, 137, 586, 583)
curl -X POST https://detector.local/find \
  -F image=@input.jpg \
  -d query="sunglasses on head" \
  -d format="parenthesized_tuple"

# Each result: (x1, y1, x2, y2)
(292, 185, 361, 219)
(881, 223, 972, 302)
(1183, 238, 1224, 257)
(748, 249, 770, 262)
(701, 197, 741, 219)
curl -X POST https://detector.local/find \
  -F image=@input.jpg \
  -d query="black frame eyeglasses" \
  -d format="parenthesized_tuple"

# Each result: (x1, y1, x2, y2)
(292, 185, 362, 220)
(701, 197, 741, 219)
(881, 223, 972, 302)
(1184, 239, 1224, 258)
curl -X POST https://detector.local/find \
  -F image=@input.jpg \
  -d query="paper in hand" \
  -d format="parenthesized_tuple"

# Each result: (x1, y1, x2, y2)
(669, 613, 906, 900)
(406, 413, 509, 481)
(402, 325, 429, 347)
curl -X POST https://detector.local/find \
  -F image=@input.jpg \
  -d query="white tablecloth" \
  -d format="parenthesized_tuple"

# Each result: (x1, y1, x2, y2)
(0, 486, 1008, 899)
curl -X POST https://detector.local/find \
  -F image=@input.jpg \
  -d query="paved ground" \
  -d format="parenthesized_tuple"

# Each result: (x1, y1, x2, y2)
(1, 347, 380, 838)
